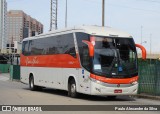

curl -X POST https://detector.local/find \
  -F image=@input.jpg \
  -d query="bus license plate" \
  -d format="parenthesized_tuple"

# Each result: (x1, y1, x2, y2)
(114, 89, 122, 93)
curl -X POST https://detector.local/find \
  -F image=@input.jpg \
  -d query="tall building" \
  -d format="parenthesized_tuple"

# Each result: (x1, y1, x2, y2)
(7, 10, 43, 44)
(0, 0, 7, 50)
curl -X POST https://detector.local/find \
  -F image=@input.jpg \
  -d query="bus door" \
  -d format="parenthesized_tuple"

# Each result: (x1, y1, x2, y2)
(78, 43, 91, 94)
(78, 68, 91, 94)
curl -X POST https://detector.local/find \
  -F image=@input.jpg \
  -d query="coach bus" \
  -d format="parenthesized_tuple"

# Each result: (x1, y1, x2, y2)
(20, 25, 146, 98)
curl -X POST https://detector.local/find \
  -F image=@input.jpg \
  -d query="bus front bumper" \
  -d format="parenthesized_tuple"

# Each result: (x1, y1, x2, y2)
(90, 80, 138, 96)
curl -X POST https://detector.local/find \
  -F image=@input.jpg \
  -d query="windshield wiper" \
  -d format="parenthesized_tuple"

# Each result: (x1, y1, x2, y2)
(93, 71, 106, 76)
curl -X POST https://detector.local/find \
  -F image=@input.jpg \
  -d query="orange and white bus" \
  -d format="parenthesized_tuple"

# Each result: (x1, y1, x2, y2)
(20, 25, 146, 98)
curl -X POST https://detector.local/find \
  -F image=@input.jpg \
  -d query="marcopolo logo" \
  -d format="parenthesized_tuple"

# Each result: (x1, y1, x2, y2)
(25, 57, 39, 66)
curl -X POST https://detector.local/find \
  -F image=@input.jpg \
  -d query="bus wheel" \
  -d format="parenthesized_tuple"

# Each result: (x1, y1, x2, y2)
(68, 79, 78, 98)
(29, 76, 38, 91)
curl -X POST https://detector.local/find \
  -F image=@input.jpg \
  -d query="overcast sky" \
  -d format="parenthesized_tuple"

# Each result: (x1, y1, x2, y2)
(7, 0, 160, 53)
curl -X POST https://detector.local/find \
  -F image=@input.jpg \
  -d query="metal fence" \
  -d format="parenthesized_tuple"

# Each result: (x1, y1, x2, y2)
(138, 60, 160, 96)
(0, 64, 10, 73)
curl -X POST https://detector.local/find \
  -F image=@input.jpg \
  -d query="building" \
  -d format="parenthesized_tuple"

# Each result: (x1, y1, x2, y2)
(0, 0, 7, 50)
(7, 10, 43, 45)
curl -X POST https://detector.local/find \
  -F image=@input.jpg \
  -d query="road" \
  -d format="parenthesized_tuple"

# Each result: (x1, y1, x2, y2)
(0, 73, 159, 114)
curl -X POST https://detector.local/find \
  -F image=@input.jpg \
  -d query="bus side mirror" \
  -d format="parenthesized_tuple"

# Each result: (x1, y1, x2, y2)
(135, 44, 146, 60)
(82, 40, 94, 57)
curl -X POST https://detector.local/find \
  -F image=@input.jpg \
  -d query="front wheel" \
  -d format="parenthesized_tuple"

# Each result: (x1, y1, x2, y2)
(68, 79, 78, 98)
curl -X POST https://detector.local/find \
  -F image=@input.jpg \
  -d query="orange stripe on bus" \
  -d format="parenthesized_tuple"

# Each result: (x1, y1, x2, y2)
(20, 54, 81, 68)
(90, 74, 138, 84)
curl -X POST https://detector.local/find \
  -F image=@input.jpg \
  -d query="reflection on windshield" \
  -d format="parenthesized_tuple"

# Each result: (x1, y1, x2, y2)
(93, 36, 137, 78)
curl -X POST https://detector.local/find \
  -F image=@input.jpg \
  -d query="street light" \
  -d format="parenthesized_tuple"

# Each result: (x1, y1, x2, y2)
(150, 34, 152, 65)
(138, 41, 147, 59)
(65, 0, 68, 28)
(102, 0, 105, 26)
(150, 34, 152, 56)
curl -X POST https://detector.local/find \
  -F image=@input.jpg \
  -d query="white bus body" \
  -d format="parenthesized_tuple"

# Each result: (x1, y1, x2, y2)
(21, 25, 146, 97)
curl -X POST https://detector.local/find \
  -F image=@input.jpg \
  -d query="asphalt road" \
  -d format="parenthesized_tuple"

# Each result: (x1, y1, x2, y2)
(0, 73, 159, 114)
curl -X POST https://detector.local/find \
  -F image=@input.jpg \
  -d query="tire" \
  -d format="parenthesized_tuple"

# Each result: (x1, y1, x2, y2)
(68, 79, 78, 98)
(29, 76, 39, 91)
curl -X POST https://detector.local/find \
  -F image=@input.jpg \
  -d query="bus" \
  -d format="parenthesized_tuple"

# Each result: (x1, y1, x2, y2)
(20, 25, 146, 98)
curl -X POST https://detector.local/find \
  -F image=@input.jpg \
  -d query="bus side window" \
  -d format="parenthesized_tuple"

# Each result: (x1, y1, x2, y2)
(28, 40, 33, 55)
(62, 33, 76, 58)
(22, 41, 29, 56)
(65, 47, 76, 58)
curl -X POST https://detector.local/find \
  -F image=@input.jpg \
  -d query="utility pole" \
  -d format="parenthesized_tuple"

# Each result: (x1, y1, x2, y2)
(102, 0, 105, 26)
(50, 0, 58, 31)
(150, 34, 152, 65)
(65, 0, 68, 28)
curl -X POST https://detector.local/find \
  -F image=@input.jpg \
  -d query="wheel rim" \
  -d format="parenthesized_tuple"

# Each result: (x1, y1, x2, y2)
(30, 79, 33, 88)
(71, 84, 76, 93)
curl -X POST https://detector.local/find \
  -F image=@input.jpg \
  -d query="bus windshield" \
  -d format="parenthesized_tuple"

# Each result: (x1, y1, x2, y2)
(92, 36, 138, 78)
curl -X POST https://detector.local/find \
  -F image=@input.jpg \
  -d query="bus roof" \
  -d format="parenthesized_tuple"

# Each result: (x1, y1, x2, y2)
(23, 25, 132, 41)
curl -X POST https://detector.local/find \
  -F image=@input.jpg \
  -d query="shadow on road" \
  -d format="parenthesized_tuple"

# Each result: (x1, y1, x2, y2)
(23, 87, 136, 102)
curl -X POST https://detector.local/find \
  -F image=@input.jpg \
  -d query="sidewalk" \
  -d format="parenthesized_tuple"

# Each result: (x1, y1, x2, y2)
(136, 94, 160, 101)
(0, 73, 10, 81)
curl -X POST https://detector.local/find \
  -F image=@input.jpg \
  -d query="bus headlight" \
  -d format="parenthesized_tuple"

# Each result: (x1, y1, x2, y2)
(96, 80, 101, 84)
(131, 81, 138, 85)
(90, 78, 101, 84)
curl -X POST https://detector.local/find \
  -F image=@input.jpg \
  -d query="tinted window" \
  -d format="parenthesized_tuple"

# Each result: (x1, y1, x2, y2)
(93, 36, 137, 78)
(22, 33, 76, 57)
(76, 33, 91, 71)
(22, 41, 29, 55)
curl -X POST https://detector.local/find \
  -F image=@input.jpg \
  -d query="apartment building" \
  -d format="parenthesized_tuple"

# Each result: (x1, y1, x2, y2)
(7, 10, 43, 44)
(0, 0, 7, 50)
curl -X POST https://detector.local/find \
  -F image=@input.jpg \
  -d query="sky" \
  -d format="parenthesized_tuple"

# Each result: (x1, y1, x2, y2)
(7, 0, 160, 54)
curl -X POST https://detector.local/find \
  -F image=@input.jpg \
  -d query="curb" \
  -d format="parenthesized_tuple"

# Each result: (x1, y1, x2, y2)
(134, 94, 160, 101)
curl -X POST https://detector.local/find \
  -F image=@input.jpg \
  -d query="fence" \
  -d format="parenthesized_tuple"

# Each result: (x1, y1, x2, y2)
(138, 59, 160, 96)
(0, 64, 10, 73)
(10, 65, 20, 80)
